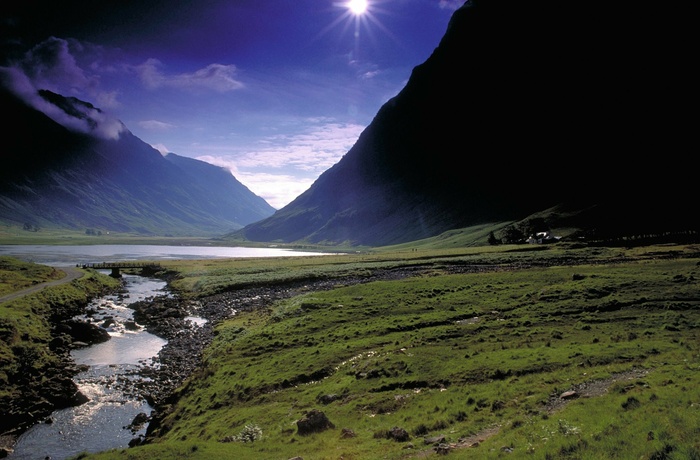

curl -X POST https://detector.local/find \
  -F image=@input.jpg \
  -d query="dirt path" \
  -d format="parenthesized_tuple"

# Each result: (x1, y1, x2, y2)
(0, 266, 84, 304)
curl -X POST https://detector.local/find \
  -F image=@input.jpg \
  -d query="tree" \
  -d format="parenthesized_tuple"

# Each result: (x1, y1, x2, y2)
(520, 217, 549, 239)
(499, 225, 525, 244)
(488, 231, 499, 245)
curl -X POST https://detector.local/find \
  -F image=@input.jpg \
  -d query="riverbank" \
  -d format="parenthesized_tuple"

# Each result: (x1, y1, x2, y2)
(125, 264, 444, 443)
(0, 265, 122, 455)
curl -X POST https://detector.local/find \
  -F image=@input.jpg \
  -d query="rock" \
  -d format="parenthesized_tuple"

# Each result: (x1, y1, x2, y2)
(48, 334, 72, 351)
(296, 409, 334, 435)
(44, 375, 89, 407)
(318, 394, 340, 405)
(0, 435, 16, 459)
(389, 426, 410, 442)
(425, 435, 446, 445)
(64, 319, 110, 344)
(560, 390, 578, 399)
(434, 443, 451, 455)
(128, 436, 143, 447)
(340, 428, 356, 438)
(126, 412, 150, 432)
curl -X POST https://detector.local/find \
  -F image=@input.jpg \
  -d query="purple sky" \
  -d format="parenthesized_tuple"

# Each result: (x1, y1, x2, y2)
(1, 1, 463, 208)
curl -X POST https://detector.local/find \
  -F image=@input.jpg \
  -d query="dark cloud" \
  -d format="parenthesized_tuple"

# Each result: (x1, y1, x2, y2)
(1, 57, 124, 140)
(19, 37, 97, 94)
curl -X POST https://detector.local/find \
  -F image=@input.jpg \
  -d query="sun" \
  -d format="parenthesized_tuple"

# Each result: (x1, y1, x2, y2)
(317, 0, 392, 60)
(347, 0, 368, 15)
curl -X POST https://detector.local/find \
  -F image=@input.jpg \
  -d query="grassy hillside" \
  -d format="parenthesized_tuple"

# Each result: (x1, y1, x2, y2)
(80, 243, 699, 459)
(0, 225, 220, 246)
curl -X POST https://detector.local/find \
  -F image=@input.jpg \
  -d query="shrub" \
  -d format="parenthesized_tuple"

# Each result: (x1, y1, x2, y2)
(221, 423, 263, 443)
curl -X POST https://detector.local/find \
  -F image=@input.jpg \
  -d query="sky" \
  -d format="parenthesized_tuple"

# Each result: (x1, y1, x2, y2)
(1, 0, 464, 209)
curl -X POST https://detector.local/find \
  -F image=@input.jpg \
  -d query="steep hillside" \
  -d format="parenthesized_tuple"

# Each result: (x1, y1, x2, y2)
(236, 0, 696, 246)
(0, 87, 275, 236)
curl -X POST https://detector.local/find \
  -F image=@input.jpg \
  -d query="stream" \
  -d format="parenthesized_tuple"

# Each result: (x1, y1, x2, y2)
(9, 273, 198, 460)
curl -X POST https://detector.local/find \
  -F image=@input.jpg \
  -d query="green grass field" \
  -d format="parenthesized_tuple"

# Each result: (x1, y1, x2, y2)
(69, 243, 700, 460)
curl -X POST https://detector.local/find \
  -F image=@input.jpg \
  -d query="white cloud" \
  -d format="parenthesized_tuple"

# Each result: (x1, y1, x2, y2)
(135, 59, 244, 92)
(15, 37, 122, 110)
(439, 0, 465, 10)
(151, 143, 171, 155)
(194, 119, 365, 209)
(19, 37, 96, 95)
(0, 37, 127, 140)
(235, 171, 313, 209)
(195, 156, 310, 209)
(239, 120, 364, 172)
(139, 120, 176, 131)
(95, 90, 120, 109)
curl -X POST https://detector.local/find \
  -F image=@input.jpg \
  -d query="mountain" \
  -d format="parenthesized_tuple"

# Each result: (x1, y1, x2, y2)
(0, 87, 275, 236)
(236, 0, 696, 246)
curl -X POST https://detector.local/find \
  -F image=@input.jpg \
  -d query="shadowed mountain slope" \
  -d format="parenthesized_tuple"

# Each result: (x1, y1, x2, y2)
(0, 87, 275, 236)
(236, 0, 696, 246)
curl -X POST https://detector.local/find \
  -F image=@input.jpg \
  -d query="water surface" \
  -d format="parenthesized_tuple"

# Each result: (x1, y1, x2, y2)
(0, 244, 331, 267)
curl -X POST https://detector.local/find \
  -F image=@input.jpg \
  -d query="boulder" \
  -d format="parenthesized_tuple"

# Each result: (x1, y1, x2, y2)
(389, 426, 410, 442)
(296, 409, 334, 435)
(64, 319, 110, 344)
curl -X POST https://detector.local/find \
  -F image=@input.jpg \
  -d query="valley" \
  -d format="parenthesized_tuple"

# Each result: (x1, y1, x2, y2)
(2, 242, 694, 459)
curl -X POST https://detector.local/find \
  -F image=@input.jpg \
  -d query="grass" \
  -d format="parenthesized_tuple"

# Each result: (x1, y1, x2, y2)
(0, 256, 64, 296)
(0, 224, 227, 246)
(72, 242, 699, 460)
(0, 222, 358, 251)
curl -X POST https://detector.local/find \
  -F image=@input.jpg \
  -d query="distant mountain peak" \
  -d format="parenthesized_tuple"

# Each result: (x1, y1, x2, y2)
(0, 87, 275, 236)
(38, 89, 102, 129)
(0, 67, 126, 140)
(34, 88, 126, 140)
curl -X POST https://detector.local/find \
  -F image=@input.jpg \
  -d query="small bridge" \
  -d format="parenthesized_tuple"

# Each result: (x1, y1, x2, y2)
(81, 261, 163, 278)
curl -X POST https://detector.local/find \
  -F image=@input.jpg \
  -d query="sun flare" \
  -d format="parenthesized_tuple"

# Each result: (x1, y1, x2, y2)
(347, 0, 368, 15)
(319, 0, 391, 60)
